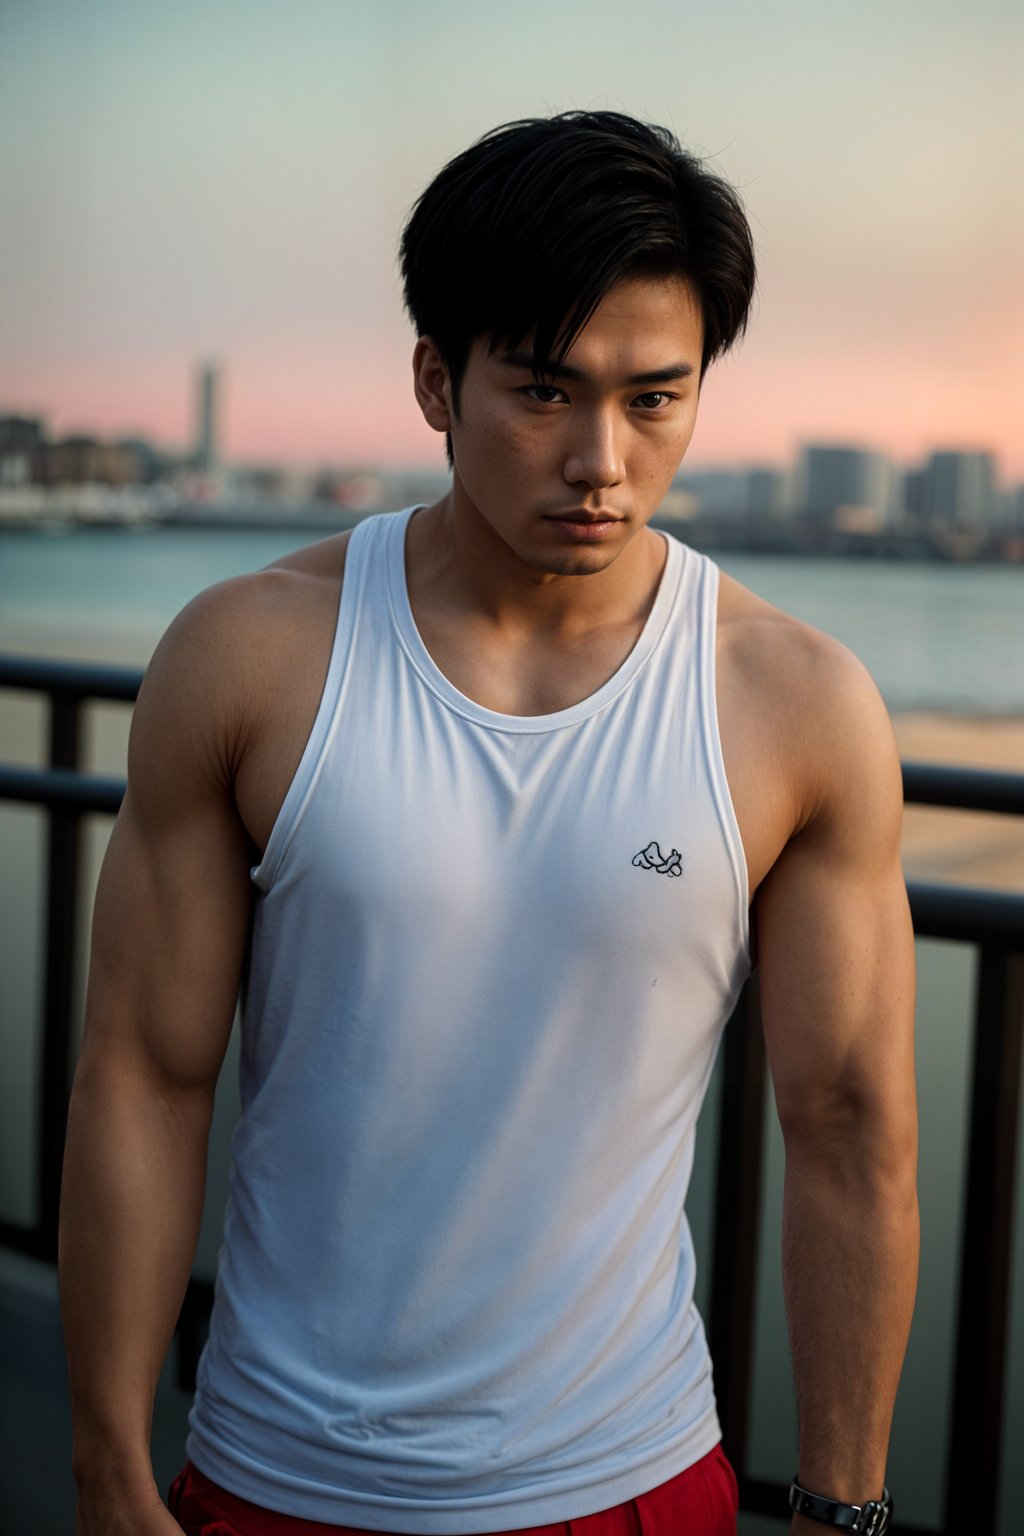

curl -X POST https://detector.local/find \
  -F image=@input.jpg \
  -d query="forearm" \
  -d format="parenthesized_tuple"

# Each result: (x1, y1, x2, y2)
(59, 1047, 213, 1495)
(782, 1128, 918, 1522)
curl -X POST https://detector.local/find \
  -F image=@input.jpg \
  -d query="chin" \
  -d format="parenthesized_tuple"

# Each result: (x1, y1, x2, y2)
(521, 549, 620, 578)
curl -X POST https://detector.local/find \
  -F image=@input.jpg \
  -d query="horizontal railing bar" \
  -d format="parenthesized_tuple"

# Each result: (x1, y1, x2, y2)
(0, 653, 142, 702)
(0, 764, 124, 815)
(4, 655, 1024, 820)
(907, 881, 1024, 947)
(2, 775, 1022, 943)
(903, 760, 1024, 816)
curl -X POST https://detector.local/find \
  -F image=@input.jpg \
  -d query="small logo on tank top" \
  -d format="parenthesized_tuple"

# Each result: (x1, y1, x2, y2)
(632, 841, 683, 877)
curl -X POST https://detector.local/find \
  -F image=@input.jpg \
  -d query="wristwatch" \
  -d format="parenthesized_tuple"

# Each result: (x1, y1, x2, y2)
(789, 1478, 892, 1535)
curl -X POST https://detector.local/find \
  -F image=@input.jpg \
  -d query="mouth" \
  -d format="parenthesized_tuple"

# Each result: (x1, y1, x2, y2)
(543, 509, 623, 540)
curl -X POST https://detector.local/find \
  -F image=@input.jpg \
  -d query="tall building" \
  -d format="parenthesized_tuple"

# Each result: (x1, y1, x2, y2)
(194, 361, 221, 471)
(921, 451, 996, 529)
(798, 444, 892, 527)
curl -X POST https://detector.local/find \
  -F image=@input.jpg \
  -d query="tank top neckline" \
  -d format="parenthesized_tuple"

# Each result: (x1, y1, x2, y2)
(383, 505, 689, 735)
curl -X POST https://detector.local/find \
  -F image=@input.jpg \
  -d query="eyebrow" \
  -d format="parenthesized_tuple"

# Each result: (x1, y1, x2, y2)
(498, 351, 696, 386)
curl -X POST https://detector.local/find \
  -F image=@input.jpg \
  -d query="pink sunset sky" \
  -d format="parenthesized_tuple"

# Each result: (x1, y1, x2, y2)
(1, 0, 1022, 480)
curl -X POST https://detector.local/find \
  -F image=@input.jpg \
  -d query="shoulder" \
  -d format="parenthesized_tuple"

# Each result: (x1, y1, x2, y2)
(130, 530, 353, 788)
(715, 567, 901, 842)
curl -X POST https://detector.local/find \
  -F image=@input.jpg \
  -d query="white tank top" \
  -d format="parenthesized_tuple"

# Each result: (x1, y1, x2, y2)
(187, 507, 751, 1530)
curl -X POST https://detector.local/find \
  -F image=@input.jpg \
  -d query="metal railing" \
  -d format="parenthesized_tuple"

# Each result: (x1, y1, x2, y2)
(1, 653, 1022, 1536)
(0, 656, 137, 1257)
(704, 769, 1024, 1536)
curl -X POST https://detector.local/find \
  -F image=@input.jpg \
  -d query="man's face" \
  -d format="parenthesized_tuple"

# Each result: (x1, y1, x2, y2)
(437, 275, 704, 578)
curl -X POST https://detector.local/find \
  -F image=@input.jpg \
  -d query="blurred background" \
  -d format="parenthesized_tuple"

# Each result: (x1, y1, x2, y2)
(1, 2, 1022, 1532)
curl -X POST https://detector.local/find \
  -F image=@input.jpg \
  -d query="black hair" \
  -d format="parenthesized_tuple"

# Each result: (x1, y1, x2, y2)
(400, 110, 756, 462)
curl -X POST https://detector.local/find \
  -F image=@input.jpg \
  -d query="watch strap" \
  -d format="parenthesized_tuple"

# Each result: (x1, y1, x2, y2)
(789, 1479, 892, 1535)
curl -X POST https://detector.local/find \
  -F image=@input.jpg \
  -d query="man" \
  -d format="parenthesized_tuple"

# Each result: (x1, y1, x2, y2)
(60, 112, 918, 1536)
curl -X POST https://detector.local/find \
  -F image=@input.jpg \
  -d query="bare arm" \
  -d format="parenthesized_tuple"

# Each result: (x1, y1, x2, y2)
(755, 656, 918, 1533)
(59, 592, 256, 1533)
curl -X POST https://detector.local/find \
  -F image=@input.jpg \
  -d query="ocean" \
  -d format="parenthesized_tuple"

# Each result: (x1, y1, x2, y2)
(1, 522, 1023, 713)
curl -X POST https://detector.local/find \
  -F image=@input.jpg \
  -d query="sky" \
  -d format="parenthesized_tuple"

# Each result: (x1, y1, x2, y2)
(1, 0, 1021, 479)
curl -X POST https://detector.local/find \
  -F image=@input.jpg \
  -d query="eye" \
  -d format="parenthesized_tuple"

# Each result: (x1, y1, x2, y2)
(632, 391, 676, 411)
(520, 384, 567, 405)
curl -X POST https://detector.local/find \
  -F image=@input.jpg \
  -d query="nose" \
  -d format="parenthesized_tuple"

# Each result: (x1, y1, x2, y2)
(561, 408, 624, 490)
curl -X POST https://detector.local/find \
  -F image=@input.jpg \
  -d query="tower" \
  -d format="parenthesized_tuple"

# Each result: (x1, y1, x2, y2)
(194, 361, 221, 472)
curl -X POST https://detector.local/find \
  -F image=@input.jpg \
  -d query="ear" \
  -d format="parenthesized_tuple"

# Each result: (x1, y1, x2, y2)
(412, 337, 452, 434)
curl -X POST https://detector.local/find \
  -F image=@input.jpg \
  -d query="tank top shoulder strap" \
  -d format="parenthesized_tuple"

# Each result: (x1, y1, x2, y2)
(683, 542, 750, 950)
(334, 506, 410, 650)
(252, 509, 414, 889)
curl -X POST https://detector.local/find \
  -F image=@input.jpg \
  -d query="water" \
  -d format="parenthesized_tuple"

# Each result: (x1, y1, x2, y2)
(1, 523, 1023, 713)
(718, 553, 1024, 715)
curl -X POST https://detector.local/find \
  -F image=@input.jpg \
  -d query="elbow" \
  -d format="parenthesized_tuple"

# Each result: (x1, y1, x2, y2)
(777, 1084, 918, 1199)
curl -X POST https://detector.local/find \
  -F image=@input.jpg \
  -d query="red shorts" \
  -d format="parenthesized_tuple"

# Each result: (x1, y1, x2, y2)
(167, 1446, 738, 1535)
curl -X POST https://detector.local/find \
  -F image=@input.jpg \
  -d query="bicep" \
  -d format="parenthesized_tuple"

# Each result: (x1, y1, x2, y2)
(755, 703, 916, 1144)
(81, 608, 255, 1094)
(86, 795, 251, 1090)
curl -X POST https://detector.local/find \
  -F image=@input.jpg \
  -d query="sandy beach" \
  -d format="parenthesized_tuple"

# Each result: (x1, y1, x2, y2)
(893, 714, 1024, 890)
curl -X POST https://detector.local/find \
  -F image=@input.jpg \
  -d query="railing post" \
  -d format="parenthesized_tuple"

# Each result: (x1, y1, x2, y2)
(944, 946, 1024, 1533)
(37, 688, 82, 1255)
(709, 974, 767, 1473)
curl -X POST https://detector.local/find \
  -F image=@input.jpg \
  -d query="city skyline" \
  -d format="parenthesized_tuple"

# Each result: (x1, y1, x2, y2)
(2, 378, 1014, 488)
(2, 2, 1022, 476)
(4, 383, 1016, 517)
(4, 380, 1021, 557)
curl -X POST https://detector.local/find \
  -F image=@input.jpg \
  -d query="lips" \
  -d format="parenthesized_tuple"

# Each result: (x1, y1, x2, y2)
(543, 511, 622, 541)
(545, 510, 622, 525)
